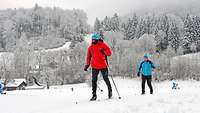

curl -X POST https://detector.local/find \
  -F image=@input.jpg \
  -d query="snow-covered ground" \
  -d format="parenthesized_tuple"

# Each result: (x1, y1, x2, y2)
(1, 78, 200, 113)
(39, 42, 71, 52)
(173, 52, 200, 60)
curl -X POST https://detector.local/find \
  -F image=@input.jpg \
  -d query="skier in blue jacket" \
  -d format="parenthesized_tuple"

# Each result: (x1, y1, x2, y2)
(0, 81, 4, 94)
(137, 53, 156, 95)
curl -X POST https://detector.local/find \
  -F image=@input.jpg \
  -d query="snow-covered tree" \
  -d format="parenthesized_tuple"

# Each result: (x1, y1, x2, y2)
(158, 14, 170, 50)
(122, 14, 138, 40)
(183, 14, 200, 52)
(155, 30, 166, 50)
(136, 19, 146, 38)
(14, 33, 33, 79)
(190, 43, 197, 53)
(110, 13, 120, 31)
(102, 16, 112, 31)
(168, 22, 180, 52)
(0, 4, 89, 51)
(94, 18, 102, 33)
(134, 34, 156, 52)
(164, 45, 176, 58)
(177, 46, 184, 55)
(145, 16, 154, 34)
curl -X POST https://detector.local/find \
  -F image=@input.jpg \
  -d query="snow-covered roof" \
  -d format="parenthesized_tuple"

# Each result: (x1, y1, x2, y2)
(6, 79, 26, 87)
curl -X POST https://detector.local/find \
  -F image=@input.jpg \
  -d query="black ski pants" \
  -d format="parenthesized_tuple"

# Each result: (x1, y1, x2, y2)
(92, 68, 112, 96)
(142, 75, 153, 94)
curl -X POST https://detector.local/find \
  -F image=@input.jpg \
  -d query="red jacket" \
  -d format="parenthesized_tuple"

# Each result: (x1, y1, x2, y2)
(85, 41, 112, 69)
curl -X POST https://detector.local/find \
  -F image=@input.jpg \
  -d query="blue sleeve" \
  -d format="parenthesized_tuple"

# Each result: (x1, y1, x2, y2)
(137, 59, 143, 73)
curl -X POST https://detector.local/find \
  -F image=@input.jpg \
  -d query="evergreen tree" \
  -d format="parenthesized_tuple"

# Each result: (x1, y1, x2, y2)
(183, 14, 200, 52)
(157, 14, 170, 50)
(94, 18, 102, 33)
(155, 30, 166, 51)
(136, 18, 146, 38)
(168, 22, 180, 52)
(145, 16, 152, 34)
(190, 43, 197, 53)
(183, 14, 193, 51)
(102, 16, 112, 31)
(192, 16, 200, 51)
(110, 13, 120, 31)
(122, 14, 138, 40)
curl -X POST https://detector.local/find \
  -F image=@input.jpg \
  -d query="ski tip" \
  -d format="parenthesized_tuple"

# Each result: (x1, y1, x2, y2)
(118, 97, 121, 99)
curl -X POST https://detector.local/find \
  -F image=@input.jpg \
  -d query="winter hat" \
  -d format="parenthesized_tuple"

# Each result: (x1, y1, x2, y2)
(143, 53, 149, 58)
(91, 33, 100, 40)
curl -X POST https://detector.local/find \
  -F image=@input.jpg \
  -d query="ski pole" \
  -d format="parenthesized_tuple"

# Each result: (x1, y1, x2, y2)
(108, 66, 121, 99)
(105, 56, 121, 99)
(152, 70, 157, 92)
(110, 74, 121, 99)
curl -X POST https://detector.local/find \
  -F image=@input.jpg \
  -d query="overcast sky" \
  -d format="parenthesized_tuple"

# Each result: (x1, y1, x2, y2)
(0, 0, 199, 25)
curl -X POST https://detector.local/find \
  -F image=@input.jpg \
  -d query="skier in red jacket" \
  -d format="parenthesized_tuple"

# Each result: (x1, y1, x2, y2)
(84, 33, 112, 101)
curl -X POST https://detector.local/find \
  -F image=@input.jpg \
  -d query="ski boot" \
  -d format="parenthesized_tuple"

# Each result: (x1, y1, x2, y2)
(90, 95, 97, 101)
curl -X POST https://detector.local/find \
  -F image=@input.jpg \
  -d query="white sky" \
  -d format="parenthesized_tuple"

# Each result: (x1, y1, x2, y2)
(0, 0, 199, 25)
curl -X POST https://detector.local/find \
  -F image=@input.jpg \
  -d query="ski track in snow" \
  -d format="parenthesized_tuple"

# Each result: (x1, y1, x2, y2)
(1, 78, 200, 113)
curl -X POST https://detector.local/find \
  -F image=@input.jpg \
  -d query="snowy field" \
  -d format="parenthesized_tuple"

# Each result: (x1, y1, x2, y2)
(1, 78, 200, 113)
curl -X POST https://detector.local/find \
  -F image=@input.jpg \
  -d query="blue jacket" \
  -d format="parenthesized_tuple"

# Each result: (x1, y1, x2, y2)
(0, 83, 4, 93)
(137, 60, 155, 76)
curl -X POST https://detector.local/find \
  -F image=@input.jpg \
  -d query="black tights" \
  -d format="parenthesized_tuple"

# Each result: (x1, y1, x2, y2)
(142, 75, 153, 94)
(92, 68, 112, 96)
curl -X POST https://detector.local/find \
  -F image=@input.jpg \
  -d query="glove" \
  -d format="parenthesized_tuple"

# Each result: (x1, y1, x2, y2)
(137, 72, 140, 77)
(84, 65, 89, 71)
(100, 48, 104, 54)
(155, 77, 158, 81)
